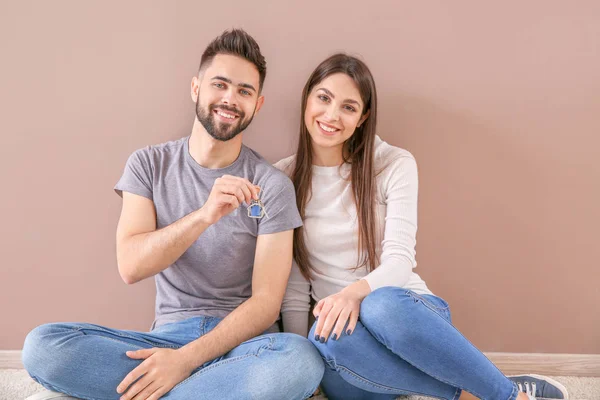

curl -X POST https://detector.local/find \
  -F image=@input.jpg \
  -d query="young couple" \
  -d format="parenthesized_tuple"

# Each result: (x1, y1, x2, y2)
(22, 29, 568, 400)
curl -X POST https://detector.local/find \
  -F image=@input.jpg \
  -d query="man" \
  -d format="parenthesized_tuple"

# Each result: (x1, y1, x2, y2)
(22, 29, 324, 400)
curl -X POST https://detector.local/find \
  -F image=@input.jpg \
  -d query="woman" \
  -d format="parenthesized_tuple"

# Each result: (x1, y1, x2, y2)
(274, 54, 568, 400)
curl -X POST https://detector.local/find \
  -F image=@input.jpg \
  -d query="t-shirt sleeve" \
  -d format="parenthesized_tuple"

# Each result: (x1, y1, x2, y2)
(114, 148, 154, 200)
(256, 172, 302, 235)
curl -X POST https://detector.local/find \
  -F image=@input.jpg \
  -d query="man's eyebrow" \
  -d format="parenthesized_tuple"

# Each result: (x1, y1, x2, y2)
(212, 76, 256, 93)
(317, 87, 360, 105)
(212, 76, 232, 84)
(238, 83, 257, 92)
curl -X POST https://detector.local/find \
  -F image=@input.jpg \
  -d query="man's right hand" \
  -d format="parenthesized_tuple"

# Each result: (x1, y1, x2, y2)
(199, 175, 260, 225)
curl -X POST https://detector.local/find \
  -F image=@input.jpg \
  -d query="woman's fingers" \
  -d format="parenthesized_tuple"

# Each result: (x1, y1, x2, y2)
(331, 308, 352, 341)
(313, 300, 333, 339)
(313, 299, 324, 318)
(318, 306, 343, 342)
(345, 308, 360, 336)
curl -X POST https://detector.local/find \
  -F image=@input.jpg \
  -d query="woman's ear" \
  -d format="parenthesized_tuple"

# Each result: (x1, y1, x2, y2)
(357, 109, 371, 128)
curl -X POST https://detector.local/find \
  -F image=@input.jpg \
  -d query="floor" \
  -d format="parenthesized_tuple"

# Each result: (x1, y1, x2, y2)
(1, 369, 598, 399)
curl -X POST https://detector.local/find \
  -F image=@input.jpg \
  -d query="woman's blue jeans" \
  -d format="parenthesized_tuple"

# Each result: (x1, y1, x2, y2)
(22, 316, 324, 400)
(309, 287, 519, 400)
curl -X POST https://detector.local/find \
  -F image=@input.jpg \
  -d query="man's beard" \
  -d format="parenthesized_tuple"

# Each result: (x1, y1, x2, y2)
(196, 101, 255, 142)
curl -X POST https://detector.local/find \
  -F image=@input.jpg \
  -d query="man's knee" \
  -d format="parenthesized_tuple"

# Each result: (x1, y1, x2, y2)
(270, 333, 324, 396)
(22, 323, 76, 381)
(280, 333, 324, 372)
(23, 324, 52, 372)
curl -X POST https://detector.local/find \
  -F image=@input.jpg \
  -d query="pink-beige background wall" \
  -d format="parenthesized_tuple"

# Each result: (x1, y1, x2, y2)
(1, 1, 599, 353)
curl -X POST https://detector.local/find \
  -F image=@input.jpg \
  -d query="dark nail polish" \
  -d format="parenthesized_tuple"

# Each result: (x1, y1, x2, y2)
(332, 333, 338, 340)
(314, 335, 320, 341)
(319, 336, 325, 343)
(347, 329, 352, 335)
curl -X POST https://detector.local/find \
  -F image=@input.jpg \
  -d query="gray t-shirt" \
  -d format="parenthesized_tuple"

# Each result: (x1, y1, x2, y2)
(114, 136, 302, 329)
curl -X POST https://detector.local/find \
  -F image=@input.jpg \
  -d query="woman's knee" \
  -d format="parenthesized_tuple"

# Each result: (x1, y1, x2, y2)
(360, 288, 452, 347)
(360, 287, 411, 323)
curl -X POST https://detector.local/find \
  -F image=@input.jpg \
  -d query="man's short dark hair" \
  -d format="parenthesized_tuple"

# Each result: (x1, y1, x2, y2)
(199, 29, 266, 92)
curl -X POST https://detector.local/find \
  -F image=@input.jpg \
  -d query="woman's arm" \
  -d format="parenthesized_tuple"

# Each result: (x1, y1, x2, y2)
(363, 155, 419, 291)
(312, 154, 420, 343)
(281, 259, 311, 337)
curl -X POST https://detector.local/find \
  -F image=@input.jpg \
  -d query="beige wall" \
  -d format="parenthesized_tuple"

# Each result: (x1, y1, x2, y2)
(1, 1, 599, 353)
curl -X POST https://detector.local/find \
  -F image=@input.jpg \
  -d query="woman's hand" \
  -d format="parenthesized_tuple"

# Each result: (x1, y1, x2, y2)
(313, 279, 371, 342)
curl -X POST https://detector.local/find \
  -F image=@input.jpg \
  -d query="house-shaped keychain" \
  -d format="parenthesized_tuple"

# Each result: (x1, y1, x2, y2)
(247, 198, 268, 219)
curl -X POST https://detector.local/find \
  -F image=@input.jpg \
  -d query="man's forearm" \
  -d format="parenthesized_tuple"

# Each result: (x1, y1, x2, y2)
(117, 208, 210, 284)
(177, 295, 279, 369)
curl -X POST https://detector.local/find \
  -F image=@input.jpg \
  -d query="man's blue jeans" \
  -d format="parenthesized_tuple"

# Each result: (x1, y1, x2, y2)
(309, 287, 520, 400)
(22, 316, 324, 400)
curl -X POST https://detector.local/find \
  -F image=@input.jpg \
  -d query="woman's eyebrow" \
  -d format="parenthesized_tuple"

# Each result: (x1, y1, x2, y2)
(317, 87, 360, 105)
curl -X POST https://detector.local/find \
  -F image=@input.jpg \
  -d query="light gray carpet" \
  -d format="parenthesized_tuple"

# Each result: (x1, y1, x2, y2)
(1, 369, 598, 399)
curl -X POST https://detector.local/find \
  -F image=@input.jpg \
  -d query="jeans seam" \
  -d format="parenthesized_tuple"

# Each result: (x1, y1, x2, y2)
(238, 334, 276, 350)
(405, 290, 450, 311)
(452, 387, 462, 400)
(507, 381, 519, 400)
(299, 376, 322, 400)
(74, 327, 180, 349)
(252, 335, 276, 357)
(76, 326, 180, 349)
(200, 318, 207, 335)
(98, 334, 180, 349)
(327, 360, 444, 399)
(302, 383, 321, 400)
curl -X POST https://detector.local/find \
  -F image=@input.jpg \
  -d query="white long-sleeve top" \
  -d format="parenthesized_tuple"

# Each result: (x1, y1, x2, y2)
(274, 136, 432, 336)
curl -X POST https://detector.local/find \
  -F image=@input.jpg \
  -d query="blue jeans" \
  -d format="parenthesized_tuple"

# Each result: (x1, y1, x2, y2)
(309, 287, 519, 400)
(22, 316, 324, 400)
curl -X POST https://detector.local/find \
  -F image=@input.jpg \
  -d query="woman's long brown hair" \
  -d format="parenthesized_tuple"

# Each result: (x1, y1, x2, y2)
(292, 54, 379, 281)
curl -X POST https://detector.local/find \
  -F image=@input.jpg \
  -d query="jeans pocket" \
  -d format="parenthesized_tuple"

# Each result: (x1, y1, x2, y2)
(421, 294, 450, 311)
(405, 291, 452, 321)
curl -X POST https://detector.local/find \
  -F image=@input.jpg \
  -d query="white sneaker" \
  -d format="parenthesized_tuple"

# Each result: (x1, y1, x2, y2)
(25, 389, 79, 400)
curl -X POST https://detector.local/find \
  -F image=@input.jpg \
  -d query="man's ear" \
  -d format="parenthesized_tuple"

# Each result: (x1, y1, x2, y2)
(254, 95, 265, 114)
(357, 109, 370, 127)
(191, 76, 200, 102)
